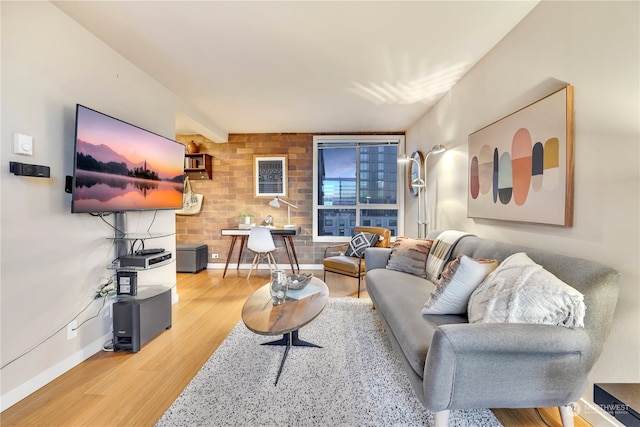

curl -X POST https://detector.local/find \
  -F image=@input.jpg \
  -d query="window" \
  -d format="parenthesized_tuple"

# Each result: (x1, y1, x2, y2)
(313, 135, 405, 242)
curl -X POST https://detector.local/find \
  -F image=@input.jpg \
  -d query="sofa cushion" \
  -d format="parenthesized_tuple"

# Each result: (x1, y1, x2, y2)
(366, 268, 467, 379)
(468, 252, 586, 328)
(422, 255, 498, 315)
(345, 232, 380, 258)
(386, 237, 433, 278)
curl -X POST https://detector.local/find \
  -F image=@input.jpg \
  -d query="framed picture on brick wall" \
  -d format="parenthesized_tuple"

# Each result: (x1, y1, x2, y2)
(254, 155, 287, 197)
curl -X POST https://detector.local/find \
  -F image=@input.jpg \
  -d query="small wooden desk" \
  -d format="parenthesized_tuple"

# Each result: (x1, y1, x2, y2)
(221, 227, 301, 277)
(242, 278, 329, 384)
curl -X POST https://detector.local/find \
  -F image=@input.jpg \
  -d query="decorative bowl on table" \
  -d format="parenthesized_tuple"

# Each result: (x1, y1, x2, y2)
(287, 273, 313, 290)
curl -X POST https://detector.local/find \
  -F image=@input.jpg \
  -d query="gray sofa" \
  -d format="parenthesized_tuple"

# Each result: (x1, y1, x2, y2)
(364, 232, 620, 427)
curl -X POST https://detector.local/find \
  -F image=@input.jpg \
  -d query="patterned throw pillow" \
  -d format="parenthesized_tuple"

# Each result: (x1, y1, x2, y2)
(385, 237, 434, 278)
(344, 232, 380, 258)
(422, 255, 498, 315)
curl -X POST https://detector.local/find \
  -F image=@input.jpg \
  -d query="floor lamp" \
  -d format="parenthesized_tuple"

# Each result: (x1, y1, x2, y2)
(398, 154, 425, 237)
(422, 144, 446, 236)
(268, 197, 298, 229)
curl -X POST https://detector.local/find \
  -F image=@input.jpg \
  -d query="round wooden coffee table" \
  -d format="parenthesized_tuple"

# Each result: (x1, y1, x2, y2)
(242, 276, 329, 385)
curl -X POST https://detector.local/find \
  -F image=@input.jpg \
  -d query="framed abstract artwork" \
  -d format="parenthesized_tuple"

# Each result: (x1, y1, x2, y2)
(468, 85, 574, 226)
(254, 155, 287, 197)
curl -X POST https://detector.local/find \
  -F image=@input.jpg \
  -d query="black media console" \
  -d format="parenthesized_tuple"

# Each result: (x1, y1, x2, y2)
(594, 383, 640, 426)
(113, 287, 172, 352)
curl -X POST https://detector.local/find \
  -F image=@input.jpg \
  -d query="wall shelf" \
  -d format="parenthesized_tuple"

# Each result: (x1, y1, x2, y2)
(109, 213, 176, 271)
(113, 257, 175, 271)
(185, 153, 212, 180)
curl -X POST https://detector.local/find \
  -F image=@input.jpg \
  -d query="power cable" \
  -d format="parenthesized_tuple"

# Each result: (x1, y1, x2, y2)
(1, 293, 113, 370)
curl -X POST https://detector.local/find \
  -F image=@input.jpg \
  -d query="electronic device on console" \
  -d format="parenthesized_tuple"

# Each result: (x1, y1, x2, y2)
(135, 248, 165, 256)
(118, 251, 172, 269)
(116, 271, 138, 295)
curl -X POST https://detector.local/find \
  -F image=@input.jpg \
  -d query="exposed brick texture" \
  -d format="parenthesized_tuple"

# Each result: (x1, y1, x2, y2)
(175, 132, 403, 267)
(175, 133, 319, 266)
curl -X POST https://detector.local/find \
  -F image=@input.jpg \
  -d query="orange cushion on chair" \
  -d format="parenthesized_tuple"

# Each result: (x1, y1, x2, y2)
(323, 255, 364, 276)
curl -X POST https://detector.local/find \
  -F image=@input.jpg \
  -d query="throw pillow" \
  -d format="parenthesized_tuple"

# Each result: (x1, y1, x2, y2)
(386, 237, 433, 278)
(422, 255, 498, 315)
(467, 252, 586, 328)
(344, 232, 380, 258)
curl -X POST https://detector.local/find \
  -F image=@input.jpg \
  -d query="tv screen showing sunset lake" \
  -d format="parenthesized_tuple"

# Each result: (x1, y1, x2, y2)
(71, 105, 185, 213)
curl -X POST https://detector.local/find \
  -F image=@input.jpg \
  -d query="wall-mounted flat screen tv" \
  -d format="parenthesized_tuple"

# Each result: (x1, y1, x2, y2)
(71, 104, 185, 213)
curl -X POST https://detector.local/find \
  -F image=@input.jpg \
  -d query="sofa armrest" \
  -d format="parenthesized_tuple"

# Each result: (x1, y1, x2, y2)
(364, 247, 392, 272)
(433, 322, 591, 354)
(423, 322, 592, 411)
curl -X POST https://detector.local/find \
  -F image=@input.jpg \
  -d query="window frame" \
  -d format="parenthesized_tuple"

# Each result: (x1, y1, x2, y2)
(312, 135, 405, 243)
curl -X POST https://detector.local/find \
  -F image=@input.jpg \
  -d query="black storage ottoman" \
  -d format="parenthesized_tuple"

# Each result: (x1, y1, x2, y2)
(176, 244, 208, 273)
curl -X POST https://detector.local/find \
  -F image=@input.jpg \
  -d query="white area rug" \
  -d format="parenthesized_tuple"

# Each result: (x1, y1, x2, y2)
(157, 298, 502, 426)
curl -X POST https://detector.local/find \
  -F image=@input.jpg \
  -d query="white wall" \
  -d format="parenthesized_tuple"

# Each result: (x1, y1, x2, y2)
(406, 0, 639, 413)
(0, 2, 220, 409)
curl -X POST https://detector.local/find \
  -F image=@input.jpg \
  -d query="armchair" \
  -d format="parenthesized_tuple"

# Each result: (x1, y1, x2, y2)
(322, 226, 391, 297)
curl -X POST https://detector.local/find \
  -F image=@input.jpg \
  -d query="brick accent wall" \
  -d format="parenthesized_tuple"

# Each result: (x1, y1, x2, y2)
(175, 133, 323, 267)
(176, 131, 404, 267)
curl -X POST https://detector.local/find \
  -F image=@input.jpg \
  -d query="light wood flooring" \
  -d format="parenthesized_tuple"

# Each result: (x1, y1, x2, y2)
(1, 268, 590, 426)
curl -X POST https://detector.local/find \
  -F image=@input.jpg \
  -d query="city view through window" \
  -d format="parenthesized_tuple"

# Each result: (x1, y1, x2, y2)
(317, 143, 399, 237)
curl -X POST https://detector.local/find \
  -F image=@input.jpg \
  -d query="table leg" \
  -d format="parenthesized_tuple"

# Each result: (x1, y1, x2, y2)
(289, 237, 300, 272)
(222, 235, 248, 277)
(261, 330, 321, 385)
(281, 236, 300, 273)
(236, 236, 247, 271)
(222, 236, 239, 278)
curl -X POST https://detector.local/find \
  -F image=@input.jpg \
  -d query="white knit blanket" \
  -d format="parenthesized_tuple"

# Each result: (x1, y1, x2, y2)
(468, 252, 586, 328)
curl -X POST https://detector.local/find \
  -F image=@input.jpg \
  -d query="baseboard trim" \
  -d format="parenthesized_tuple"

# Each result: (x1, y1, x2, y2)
(0, 333, 112, 412)
(206, 263, 324, 271)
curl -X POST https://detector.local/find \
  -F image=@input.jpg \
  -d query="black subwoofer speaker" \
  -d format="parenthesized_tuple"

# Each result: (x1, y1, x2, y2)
(113, 287, 171, 352)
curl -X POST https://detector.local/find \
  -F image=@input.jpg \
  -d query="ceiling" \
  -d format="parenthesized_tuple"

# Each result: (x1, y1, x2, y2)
(53, 1, 539, 140)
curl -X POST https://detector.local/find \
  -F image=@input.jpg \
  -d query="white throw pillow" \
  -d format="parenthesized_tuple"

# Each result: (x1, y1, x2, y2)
(422, 255, 498, 315)
(467, 252, 586, 328)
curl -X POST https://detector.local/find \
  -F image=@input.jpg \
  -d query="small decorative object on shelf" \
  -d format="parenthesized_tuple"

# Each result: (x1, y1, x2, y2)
(270, 270, 288, 305)
(238, 212, 253, 223)
(238, 212, 255, 229)
(184, 153, 212, 180)
(186, 140, 199, 154)
(263, 215, 274, 227)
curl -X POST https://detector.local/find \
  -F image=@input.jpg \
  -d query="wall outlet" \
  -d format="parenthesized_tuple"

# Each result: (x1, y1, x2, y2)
(67, 320, 78, 340)
(211, 253, 219, 259)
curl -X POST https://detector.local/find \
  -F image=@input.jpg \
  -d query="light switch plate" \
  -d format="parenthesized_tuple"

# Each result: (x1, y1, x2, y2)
(13, 133, 33, 155)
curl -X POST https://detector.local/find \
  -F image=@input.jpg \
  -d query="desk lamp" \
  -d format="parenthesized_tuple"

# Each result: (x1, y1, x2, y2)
(268, 197, 298, 229)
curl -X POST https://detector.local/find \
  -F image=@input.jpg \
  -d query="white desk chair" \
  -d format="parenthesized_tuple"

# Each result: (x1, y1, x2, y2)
(246, 227, 277, 279)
